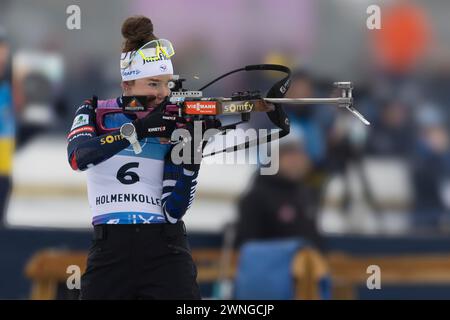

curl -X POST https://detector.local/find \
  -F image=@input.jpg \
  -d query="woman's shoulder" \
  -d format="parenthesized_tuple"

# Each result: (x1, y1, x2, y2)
(73, 98, 97, 114)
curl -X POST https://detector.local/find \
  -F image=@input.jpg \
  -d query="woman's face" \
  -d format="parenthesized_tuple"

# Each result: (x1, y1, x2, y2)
(123, 74, 172, 105)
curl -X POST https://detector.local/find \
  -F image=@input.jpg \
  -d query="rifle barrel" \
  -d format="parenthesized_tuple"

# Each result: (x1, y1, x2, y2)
(264, 97, 352, 105)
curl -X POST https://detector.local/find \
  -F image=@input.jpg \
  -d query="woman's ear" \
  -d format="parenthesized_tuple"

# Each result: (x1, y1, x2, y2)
(121, 81, 133, 93)
(121, 81, 127, 92)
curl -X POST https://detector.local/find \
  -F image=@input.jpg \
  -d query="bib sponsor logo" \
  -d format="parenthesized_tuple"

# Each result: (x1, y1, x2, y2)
(95, 193, 161, 206)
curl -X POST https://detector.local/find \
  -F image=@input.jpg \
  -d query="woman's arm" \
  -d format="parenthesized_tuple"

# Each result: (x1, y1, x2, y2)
(161, 154, 198, 223)
(67, 101, 130, 171)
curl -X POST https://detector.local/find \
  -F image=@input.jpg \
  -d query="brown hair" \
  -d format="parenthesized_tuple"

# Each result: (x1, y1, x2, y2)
(121, 15, 157, 52)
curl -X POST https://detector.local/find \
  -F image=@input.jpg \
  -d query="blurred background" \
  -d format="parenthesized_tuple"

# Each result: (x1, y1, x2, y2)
(1, 0, 450, 299)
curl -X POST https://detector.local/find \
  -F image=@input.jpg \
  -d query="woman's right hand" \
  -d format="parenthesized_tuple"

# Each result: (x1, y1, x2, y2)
(133, 110, 179, 140)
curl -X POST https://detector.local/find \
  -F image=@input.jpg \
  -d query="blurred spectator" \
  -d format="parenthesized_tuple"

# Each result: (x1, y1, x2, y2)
(425, 54, 450, 127)
(412, 105, 450, 231)
(284, 70, 327, 166)
(323, 111, 385, 222)
(365, 99, 415, 158)
(12, 51, 64, 148)
(0, 26, 14, 227)
(234, 130, 324, 250)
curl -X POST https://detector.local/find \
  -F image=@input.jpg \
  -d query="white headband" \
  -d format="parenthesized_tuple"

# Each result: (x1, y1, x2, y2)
(120, 42, 174, 81)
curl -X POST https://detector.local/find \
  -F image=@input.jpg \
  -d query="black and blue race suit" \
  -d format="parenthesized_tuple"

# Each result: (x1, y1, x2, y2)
(67, 97, 198, 226)
(67, 97, 201, 299)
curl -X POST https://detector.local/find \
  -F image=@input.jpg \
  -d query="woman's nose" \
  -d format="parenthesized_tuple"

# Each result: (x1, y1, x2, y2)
(159, 86, 170, 98)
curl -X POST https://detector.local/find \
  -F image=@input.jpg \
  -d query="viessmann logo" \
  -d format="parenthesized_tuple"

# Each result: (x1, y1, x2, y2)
(185, 101, 217, 115)
(223, 101, 254, 113)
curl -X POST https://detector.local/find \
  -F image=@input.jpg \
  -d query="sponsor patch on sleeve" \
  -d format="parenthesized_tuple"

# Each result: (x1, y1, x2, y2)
(67, 126, 95, 139)
(68, 131, 94, 143)
(71, 114, 90, 131)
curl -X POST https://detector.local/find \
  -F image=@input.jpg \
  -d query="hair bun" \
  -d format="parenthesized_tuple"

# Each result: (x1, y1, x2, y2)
(121, 15, 156, 52)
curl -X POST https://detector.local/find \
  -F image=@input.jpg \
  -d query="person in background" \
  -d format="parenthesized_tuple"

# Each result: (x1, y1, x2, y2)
(365, 98, 415, 158)
(412, 105, 450, 231)
(283, 70, 327, 167)
(235, 129, 324, 250)
(0, 27, 14, 227)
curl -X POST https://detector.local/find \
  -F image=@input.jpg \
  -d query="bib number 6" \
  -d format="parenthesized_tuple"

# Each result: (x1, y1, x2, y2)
(116, 162, 140, 185)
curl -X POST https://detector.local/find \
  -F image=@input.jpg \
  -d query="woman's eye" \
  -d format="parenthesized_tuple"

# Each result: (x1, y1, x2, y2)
(148, 83, 159, 87)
